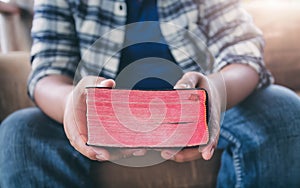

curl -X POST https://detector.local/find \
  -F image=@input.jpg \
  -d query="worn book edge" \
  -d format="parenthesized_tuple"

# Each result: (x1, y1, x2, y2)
(86, 87, 209, 148)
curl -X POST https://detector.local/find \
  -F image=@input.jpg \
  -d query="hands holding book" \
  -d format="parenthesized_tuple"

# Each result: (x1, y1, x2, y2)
(62, 71, 224, 162)
(36, 64, 256, 163)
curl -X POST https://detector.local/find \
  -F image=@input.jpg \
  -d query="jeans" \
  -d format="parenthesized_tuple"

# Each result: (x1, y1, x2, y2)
(0, 85, 300, 188)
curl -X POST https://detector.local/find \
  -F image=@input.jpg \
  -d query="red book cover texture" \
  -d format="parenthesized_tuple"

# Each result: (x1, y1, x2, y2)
(86, 88, 209, 148)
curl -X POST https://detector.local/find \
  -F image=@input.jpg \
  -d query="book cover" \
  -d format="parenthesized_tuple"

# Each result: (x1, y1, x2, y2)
(86, 88, 209, 148)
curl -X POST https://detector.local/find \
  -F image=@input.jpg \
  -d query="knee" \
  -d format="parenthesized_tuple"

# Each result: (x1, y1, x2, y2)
(244, 85, 300, 122)
(1, 108, 39, 139)
(251, 85, 300, 109)
(221, 85, 300, 150)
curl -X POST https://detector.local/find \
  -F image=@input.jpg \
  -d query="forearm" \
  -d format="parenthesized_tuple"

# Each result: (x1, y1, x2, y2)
(211, 63, 259, 109)
(34, 75, 73, 123)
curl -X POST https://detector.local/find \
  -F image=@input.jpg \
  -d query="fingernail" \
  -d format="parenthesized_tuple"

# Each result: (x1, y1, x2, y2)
(210, 147, 215, 156)
(162, 151, 175, 160)
(96, 154, 107, 161)
(133, 150, 145, 157)
(97, 80, 109, 87)
(174, 84, 190, 89)
(203, 148, 214, 160)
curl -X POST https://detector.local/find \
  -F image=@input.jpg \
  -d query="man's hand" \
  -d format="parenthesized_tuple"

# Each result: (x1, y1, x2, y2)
(63, 76, 147, 161)
(161, 72, 225, 161)
(160, 63, 259, 162)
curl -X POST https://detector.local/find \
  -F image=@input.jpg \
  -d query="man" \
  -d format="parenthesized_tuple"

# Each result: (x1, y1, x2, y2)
(1, 0, 300, 187)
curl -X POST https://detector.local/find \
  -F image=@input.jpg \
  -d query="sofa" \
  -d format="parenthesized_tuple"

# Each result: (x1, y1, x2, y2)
(1, 1, 300, 187)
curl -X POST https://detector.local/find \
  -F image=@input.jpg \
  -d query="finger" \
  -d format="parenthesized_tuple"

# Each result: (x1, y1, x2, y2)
(82, 76, 115, 88)
(96, 79, 116, 88)
(119, 149, 147, 158)
(174, 72, 203, 89)
(161, 149, 177, 160)
(198, 137, 217, 160)
(174, 148, 202, 162)
(78, 76, 115, 89)
(72, 135, 110, 161)
(91, 146, 111, 161)
(197, 137, 218, 160)
(198, 127, 219, 160)
(199, 108, 221, 160)
(131, 149, 147, 156)
(161, 148, 202, 163)
(201, 146, 215, 161)
(64, 98, 109, 160)
(104, 149, 147, 161)
(64, 111, 110, 161)
(67, 77, 115, 160)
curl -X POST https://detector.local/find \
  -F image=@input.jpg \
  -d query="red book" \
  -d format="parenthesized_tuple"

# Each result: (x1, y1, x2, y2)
(86, 88, 209, 148)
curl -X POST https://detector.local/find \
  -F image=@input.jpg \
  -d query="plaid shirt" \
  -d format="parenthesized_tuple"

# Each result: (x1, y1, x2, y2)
(28, 0, 273, 99)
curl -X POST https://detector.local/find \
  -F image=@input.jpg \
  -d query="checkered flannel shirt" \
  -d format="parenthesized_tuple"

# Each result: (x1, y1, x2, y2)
(28, 0, 273, 100)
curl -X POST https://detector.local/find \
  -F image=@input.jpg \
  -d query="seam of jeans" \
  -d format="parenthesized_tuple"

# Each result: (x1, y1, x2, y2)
(220, 128, 244, 188)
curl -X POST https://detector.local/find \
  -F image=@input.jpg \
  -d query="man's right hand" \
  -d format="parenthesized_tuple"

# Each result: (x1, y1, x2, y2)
(63, 76, 147, 161)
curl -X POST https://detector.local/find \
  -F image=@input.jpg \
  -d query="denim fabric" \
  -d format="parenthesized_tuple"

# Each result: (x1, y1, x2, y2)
(0, 85, 300, 187)
(0, 108, 94, 188)
(217, 85, 300, 188)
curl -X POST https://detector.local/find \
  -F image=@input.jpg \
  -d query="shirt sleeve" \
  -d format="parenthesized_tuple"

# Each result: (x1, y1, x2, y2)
(27, 0, 80, 101)
(201, 0, 273, 88)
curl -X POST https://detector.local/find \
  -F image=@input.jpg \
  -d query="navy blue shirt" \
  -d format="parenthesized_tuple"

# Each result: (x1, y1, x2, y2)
(117, 0, 182, 90)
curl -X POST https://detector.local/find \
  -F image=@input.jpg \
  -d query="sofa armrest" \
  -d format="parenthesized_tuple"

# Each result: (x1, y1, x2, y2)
(0, 52, 34, 121)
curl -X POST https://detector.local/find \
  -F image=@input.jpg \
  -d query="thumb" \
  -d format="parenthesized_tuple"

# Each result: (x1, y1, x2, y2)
(80, 76, 115, 88)
(174, 72, 201, 89)
(201, 145, 215, 160)
(97, 79, 116, 88)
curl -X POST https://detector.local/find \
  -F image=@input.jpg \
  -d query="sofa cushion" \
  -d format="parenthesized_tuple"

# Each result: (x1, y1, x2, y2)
(0, 52, 34, 121)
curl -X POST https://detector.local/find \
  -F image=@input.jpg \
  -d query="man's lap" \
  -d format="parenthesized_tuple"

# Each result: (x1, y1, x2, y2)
(0, 84, 299, 187)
